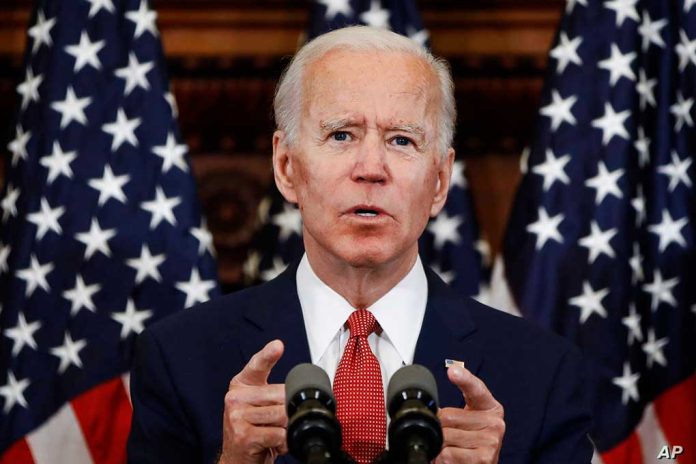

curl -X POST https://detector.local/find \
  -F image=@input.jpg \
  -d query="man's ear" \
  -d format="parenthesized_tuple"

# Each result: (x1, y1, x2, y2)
(272, 130, 298, 204)
(430, 148, 455, 217)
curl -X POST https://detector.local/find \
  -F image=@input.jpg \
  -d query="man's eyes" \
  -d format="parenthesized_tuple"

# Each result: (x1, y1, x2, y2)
(328, 132, 415, 147)
(331, 131, 351, 142)
(392, 136, 413, 147)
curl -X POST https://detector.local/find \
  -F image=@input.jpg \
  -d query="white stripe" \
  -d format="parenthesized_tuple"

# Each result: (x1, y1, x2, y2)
(26, 403, 93, 464)
(486, 256, 523, 316)
(121, 372, 131, 405)
(591, 449, 605, 464)
(637, 402, 673, 463)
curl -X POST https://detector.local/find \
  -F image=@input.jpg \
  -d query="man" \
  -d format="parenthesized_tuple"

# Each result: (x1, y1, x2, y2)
(127, 26, 593, 463)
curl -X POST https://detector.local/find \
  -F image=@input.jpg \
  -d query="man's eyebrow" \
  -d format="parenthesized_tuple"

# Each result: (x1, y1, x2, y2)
(319, 119, 359, 132)
(390, 124, 426, 138)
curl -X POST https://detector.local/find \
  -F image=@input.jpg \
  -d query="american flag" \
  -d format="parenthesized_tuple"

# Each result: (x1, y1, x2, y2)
(244, 0, 490, 299)
(501, 0, 696, 462)
(0, 0, 219, 462)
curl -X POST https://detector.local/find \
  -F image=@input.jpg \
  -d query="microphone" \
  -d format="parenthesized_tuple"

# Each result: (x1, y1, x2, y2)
(285, 363, 344, 464)
(386, 364, 443, 464)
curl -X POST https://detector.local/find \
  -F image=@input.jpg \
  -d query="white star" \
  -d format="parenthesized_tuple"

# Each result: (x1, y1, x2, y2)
(585, 161, 624, 205)
(520, 147, 530, 174)
(540, 90, 577, 131)
(261, 257, 288, 282)
(152, 132, 188, 173)
(111, 299, 152, 339)
(16, 67, 43, 110)
(125, 0, 159, 38)
(407, 27, 429, 48)
(4, 313, 41, 356)
(431, 264, 455, 285)
(569, 281, 609, 324)
(359, 0, 390, 29)
(88, 165, 130, 206)
(670, 92, 694, 131)
(243, 251, 261, 281)
(638, 11, 667, 51)
(526, 207, 564, 251)
(475, 239, 492, 267)
(629, 242, 644, 283)
(8, 125, 31, 166)
(272, 203, 303, 241)
(141, 187, 181, 229)
(317, 0, 352, 20)
(578, 221, 617, 264)
(28, 9, 56, 53)
(634, 127, 651, 167)
(642, 270, 679, 311)
(636, 70, 657, 110)
(612, 362, 640, 405)
(16, 254, 54, 297)
(175, 268, 216, 308)
(449, 160, 467, 190)
(549, 32, 583, 73)
(165, 91, 178, 118)
(64, 31, 105, 72)
(642, 329, 669, 369)
(40, 141, 77, 184)
(658, 150, 692, 192)
(127, 244, 165, 284)
(648, 210, 688, 252)
(0, 372, 30, 413)
(0, 242, 10, 274)
(62, 274, 101, 315)
(622, 304, 642, 345)
(85, 0, 115, 18)
(676, 30, 696, 72)
(50, 333, 87, 374)
(565, 0, 588, 14)
(191, 220, 215, 256)
(27, 198, 64, 240)
(598, 44, 636, 86)
(532, 148, 571, 191)
(115, 52, 154, 95)
(428, 212, 463, 250)
(592, 103, 631, 145)
(605, 0, 640, 27)
(75, 218, 117, 259)
(102, 108, 141, 151)
(50, 86, 91, 129)
(1, 185, 20, 222)
(686, 0, 696, 12)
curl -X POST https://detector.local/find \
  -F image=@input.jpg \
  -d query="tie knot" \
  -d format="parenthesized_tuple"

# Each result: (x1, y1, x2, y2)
(346, 309, 378, 338)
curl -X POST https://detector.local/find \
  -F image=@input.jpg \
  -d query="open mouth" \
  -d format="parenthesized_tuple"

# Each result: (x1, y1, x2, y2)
(355, 209, 379, 217)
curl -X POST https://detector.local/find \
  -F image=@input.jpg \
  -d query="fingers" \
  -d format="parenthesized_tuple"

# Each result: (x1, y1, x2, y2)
(447, 365, 501, 411)
(439, 407, 502, 430)
(232, 339, 284, 386)
(229, 422, 288, 455)
(241, 405, 288, 427)
(442, 428, 501, 450)
(434, 446, 498, 464)
(226, 384, 285, 407)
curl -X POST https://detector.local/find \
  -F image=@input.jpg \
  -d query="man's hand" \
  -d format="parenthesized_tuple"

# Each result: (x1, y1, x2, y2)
(435, 365, 506, 464)
(219, 340, 288, 464)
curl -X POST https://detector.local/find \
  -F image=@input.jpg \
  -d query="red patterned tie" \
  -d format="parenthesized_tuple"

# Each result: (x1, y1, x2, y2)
(333, 309, 386, 464)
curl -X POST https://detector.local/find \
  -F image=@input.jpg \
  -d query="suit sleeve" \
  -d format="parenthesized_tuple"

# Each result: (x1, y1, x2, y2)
(127, 328, 200, 463)
(532, 345, 594, 463)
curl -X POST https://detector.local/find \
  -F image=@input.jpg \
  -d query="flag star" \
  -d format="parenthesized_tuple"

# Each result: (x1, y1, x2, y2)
(0, 372, 30, 413)
(565, 0, 588, 14)
(431, 264, 455, 285)
(64, 31, 105, 72)
(165, 91, 178, 118)
(585, 161, 624, 205)
(449, 160, 467, 190)
(75, 218, 117, 259)
(578, 221, 617, 264)
(540, 90, 577, 131)
(0, 242, 10, 273)
(127, 244, 165, 284)
(272, 203, 303, 241)
(4, 313, 41, 356)
(317, 0, 352, 20)
(634, 127, 651, 167)
(642, 329, 669, 369)
(605, 0, 640, 27)
(175, 268, 216, 308)
(16, 254, 54, 297)
(629, 242, 644, 284)
(125, 0, 159, 38)
(591, 103, 631, 145)
(520, 147, 530, 174)
(8, 125, 31, 166)
(642, 270, 679, 311)
(141, 187, 182, 229)
(243, 251, 261, 282)
(658, 150, 692, 192)
(152, 132, 189, 173)
(670, 92, 694, 131)
(261, 257, 288, 282)
(612, 362, 640, 405)
(407, 27, 429, 48)
(50, 333, 88, 374)
(532, 148, 571, 191)
(50, 86, 92, 129)
(40, 142, 77, 184)
(16, 67, 43, 110)
(88, 165, 130, 206)
(638, 11, 667, 51)
(549, 32, 583, 73)
(62, 274, 101, 316)
(191, 220, 215, 256)
(1, 185, 20, 222)
(111, 299, 152, 339)
(636, 70, 657, 110)
(27, 198, 64, 240)
(648, 210, 688, 252)
(257, 196, 272, 223)
(598, 44, 636, 86)
(676, 30, 696, 72)
(428, 212, 464, 250)
(526, 207, 564, 250)
(475, 239, 492, 267)
(686, 0, 696, 12)
(102, 108, 141, 151)
(28, 9, 56, 53)
(85, 0, 115, 18)
(621, 304, 642, 345)
(359, 0, 391, 29)
(115, 52, 154, 95)
(569, 281, 609, 324)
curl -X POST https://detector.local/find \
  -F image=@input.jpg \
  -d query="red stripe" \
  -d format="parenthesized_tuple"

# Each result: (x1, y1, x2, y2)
(0, 438, 34, 464)
(654, 373, 696, 464)
(71, 377, 133, 464)
(601, 431, 644, 464)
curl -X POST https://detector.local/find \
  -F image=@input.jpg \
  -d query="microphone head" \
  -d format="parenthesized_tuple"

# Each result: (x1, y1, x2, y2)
(285, 363, 334, 410)
(387, 364, 439, 415)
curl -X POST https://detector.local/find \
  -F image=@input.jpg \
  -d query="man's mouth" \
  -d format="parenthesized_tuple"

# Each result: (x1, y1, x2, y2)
(347, 205, 388, 218)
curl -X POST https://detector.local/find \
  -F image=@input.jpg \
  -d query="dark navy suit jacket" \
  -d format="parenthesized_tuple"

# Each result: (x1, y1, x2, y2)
(127, 262, 593, 463)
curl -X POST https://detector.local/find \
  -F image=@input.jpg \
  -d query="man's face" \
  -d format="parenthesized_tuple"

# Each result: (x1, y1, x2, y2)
(274, 49, 453, 269)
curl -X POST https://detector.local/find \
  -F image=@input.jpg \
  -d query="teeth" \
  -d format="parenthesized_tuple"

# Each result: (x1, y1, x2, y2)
(357, 211, 378, 217)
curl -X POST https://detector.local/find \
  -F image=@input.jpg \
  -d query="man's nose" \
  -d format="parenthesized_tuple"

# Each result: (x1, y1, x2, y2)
(351, 133, 388, 184)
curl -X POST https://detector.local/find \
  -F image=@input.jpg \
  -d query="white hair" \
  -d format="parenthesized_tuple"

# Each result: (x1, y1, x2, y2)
(273, 26, 456, 158)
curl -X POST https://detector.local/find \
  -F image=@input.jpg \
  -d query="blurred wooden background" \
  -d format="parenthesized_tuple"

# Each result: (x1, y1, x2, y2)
(0, 0, 564, 288)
